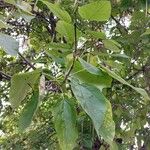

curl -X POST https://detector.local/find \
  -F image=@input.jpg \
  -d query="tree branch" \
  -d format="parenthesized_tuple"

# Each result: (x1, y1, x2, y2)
(0, 71, 11, 80)
(111, 15, 128, 34)
(18, 52, 36, 70)
(126, 64, 147, 80)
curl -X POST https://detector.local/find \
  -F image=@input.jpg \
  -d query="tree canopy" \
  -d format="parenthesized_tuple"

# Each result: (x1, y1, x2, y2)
(0, 0, 150, 149)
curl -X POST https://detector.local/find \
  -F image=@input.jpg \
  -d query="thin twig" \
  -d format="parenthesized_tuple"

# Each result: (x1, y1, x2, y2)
(18, 52, 36, 70)
(126, 65, 146, 80)
(111, 15, 128, 34)
(0, 71, 11, 80)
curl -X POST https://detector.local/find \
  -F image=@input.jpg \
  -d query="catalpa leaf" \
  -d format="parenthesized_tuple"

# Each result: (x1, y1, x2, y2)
(18, 89, 39, 131)
(71, 81, 106, 135)
(71, 80, 115, 144)
(52, 99, 78, 150)
(78, 1, 111, 21)
(70, 60, 112, 90)
(103, 39, 121, 52)
(10, 70, 41, 108)
(99, 64, 150, 101)
(56, 21, 81, 43)
(41, 1, 71, 23)
(86, 30, 106, 39)
(78, 57, 101, 75)
(99, 101, 115, 145)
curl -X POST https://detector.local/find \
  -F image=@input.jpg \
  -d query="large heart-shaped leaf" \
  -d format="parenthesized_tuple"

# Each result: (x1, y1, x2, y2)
(0, 33, 19, 56)
(71, 81, 115, 144)
(10, 70, 41, 108)
(52, 99, 78, 150)
(71, 81, 107, 136)
(18, 89, 39, 131)
(78, 1, 111, 21)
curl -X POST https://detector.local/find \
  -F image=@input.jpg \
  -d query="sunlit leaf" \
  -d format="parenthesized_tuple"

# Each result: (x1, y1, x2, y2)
(78, 1, 111, 21)
(70, 61, 112, 90)
(4, 0, 16, 5)
(41, 1, 71, 23)
(0, 20, 11, 29)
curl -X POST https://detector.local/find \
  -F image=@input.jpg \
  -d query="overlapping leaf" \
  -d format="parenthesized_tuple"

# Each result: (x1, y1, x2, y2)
(56, 21, 81, 43)
(86, 30, 106, 39)
(18, 89, 39, 131)
(99, 64, 150, 101)
(52, 99, 78, 150)
(71, 81, 115, 144)
(70, 59, 112, 90)
(41, 1, 71, 23)
(103, 39, 121, 52)
(10, 70, 41, 108)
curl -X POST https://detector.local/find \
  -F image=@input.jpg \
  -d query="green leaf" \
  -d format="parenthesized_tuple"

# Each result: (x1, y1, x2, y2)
(71, 81, 107, 137)
(56, 21, 74, 42)
(56, 21, 80, 43)
(141, 28, 150, 36)
(78, 57, 101, 75)
(86, 30, 106, 39)
(9, 70, 41, 108)
(0, 20, 10, 29)
(103, 39, 121, 52)
(16, 1, 33, 15)
(110, 53, 130, 59)
(0, 33, 19, 56)
(41, 1, 71, 23)
(99, 64, 150, 101)
(17, 13, 35, 22)
(99, 101, 115, 145)
(70, 61, 112, 90)
(4, 0, 16, 5)
(52, 99, 78, 150)
(48, 42, 72, 52)
(78, 1, 111, 21)
(18, 89, 39, 131)
(71, 81, 115, 144)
